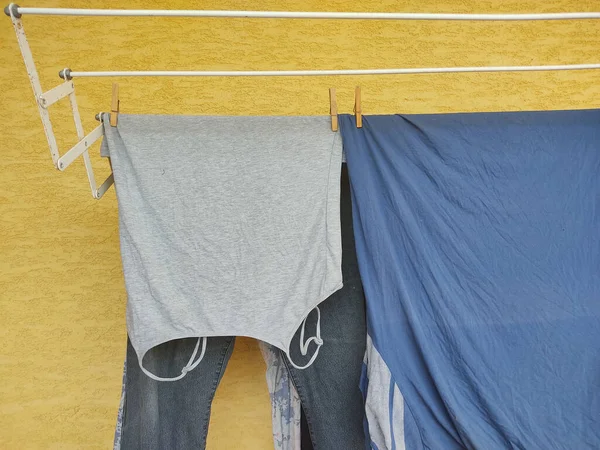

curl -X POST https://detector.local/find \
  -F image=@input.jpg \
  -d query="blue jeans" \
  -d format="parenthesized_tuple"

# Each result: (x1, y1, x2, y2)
(117, 166, 366, 449)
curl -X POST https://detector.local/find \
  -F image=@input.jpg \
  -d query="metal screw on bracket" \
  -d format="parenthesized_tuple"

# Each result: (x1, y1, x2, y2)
(58, 161, 64, 170)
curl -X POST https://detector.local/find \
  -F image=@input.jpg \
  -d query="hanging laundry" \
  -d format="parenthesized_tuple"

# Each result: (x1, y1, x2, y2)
(340, 111, 600, 450)
(108, 158, 366, 449)
(113, 336, 235, 449)
(101, 115, 343, 379)
(259, 342, 302, 450)
(281, 165, 368, 449)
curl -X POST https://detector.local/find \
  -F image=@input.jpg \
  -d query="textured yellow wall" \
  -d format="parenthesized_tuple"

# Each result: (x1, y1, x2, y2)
(1, 1, 599, 448)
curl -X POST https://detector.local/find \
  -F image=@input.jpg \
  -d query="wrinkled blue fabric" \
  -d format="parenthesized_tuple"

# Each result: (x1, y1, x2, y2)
(340, 111, 600, 450)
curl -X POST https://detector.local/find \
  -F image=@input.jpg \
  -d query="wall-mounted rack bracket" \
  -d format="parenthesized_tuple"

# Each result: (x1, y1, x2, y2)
(5, 3, 114, 199)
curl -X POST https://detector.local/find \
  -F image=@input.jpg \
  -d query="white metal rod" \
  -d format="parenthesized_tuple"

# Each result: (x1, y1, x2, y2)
(8, 12, 61, 165)
(68, 89, 99, 195)
(57, 124, 103, 171)
(13, 7, 600, 20)
(39, 80, 74, 108)
(66, 64, 600, 78)
(95, 173, 114, 200)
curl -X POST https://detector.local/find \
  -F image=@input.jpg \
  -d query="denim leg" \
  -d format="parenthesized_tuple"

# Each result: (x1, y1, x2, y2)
(283, 166, 367, 450)
(120, 335, 236, 450)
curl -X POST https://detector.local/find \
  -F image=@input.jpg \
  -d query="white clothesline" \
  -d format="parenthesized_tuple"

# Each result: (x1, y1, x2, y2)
(7, 6, 600, 21)
(60, 64, 600, 79)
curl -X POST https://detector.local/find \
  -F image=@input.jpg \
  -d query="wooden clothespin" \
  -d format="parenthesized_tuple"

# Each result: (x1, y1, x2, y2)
(329, 88, 338, 132)
(110, 83, 119, 127)
(354, 86, 362, 128)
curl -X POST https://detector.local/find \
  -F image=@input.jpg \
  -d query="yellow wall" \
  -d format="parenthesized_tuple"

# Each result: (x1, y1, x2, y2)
(1, 1, 599, 448)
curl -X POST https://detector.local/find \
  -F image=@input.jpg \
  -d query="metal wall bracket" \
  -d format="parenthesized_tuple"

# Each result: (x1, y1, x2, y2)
(6, 3, 113, 199)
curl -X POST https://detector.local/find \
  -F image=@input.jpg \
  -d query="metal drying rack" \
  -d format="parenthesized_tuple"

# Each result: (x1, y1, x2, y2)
(5, 3, 600, 198)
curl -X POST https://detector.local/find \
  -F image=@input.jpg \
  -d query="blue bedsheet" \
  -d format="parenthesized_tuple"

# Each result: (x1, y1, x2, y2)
(340, 111, 600, 449)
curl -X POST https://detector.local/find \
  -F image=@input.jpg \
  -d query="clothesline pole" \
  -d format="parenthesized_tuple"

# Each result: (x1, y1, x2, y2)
(58, 64, 600, 79)
(5, 5, 600, 20)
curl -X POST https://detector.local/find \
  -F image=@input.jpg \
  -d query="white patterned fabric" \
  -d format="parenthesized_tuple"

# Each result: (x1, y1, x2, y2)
(259, 342, 302, 450)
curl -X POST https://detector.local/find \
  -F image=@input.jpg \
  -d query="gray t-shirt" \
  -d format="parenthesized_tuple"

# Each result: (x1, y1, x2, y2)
(101, 114, 343, 373)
